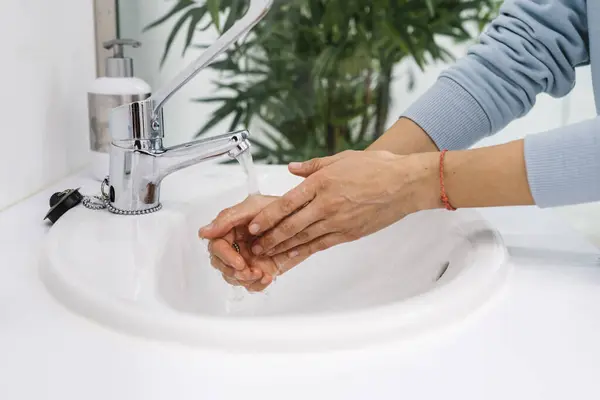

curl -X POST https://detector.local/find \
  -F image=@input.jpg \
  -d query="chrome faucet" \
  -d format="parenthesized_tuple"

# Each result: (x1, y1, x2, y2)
(106, 0, 273, 215)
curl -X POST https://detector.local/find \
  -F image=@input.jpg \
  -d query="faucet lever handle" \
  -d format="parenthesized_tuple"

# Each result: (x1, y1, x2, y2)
(149, 0, 273, 116)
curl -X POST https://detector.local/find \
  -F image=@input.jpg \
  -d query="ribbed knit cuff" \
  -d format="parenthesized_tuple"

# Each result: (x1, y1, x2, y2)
(401, 77, 492, 151)
(524, 118, 600, 208)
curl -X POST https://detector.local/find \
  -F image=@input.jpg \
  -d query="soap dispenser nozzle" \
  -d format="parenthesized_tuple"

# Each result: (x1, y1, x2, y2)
(103, 39, 141, 57)
(102, 39, 141, 77)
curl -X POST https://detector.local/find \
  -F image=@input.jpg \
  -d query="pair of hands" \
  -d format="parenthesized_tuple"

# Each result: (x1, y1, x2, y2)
(199, 150, 439, 292)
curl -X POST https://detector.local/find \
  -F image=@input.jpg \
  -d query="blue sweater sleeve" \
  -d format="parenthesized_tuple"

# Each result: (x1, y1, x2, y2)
(402, 0, 594, 207)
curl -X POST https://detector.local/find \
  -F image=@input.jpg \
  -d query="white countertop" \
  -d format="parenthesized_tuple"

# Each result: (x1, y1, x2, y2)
(2, 168, 600, 400)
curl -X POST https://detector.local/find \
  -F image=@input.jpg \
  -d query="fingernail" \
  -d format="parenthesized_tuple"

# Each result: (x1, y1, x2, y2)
(252, 245, 263, 255)
(289, 162, 303, 170)
(261, 274, 272, 285)
(289, 250, 299, 258)
(250, 268, 262, 279)
(233, 261, 245, 271)
(249, 224, 260, 234)
(199, 223, 213, 233)
(234, 271, 247, 280)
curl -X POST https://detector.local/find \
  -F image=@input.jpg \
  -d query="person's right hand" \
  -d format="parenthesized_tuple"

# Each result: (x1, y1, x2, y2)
(199, 194, 311, 292)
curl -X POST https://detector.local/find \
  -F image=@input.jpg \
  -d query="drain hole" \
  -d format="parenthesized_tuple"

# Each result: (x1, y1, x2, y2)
(435, 261, 450, 282)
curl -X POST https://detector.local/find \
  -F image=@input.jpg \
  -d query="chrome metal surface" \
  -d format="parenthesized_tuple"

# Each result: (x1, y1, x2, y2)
(82, 177, 163, 215)
(103, 39, 141, 77)
(108, 128, 250, 214)
(89, 92, 150, 153)
(106, 0, 271, 214)
(150, 0, 273, 116)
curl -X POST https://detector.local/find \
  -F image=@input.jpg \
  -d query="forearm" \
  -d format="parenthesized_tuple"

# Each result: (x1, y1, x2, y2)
(367, 118, 438, 155)
(440, 140, 534, 208)
(417, 116, 600, 210)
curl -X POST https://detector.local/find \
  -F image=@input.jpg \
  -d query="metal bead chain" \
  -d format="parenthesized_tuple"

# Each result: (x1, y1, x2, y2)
(107, 203, 163, 215)
(81, 176, 162, 216)
(82, 195, 108, 210)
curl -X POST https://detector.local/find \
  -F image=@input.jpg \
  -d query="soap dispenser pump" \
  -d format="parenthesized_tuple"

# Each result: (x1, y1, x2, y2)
(88, 39, 152, 182)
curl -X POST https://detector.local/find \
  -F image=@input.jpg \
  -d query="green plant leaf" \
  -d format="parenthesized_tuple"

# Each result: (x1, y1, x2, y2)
(183, 7, 207, 56)
(195, 99, 238, 137)
(207, 0, 221, 32)
(223, 0, 246, 32)
(229, 107, 244, 132)
(425, 0, 435, 16)
(143, 0, 194, 31)
(157, 0, 500, 163)
(159, 9, 196, 67)
(191, 96, 235, 103)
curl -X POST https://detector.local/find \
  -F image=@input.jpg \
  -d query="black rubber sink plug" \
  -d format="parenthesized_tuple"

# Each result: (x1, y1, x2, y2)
(44, 188, 83, 224)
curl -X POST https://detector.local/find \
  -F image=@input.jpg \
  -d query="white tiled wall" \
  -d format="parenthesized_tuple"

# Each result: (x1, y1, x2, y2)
(0, 1, 96, 211)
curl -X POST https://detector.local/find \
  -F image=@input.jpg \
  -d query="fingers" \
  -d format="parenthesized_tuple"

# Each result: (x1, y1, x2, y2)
(270, 247, 310, 276)
(264, 221, 330, 256)
(250, 256, 280, 279)
(247, 182, 318, 237)
(209, 244, 261, 282)
(210, 254, 236, 278)
(222, 274, 243, 287)
(288, 150, 354, 177)
(250, 202, 325, 256)
(215, 258, 273, 293)
(285, 233, 346, 263)
(215, 233, 346, 293)
(252, 206, 331, 255)
(198, 195, 277, 239)
(209, 239, 247, 271)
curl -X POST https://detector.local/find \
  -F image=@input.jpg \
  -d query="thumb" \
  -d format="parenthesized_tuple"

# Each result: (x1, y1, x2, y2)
(288, 150, 354, 177)
(198, 195, 276, 239)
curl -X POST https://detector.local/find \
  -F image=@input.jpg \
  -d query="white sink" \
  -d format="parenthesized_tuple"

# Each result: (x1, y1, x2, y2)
(39, 165, 509, 352)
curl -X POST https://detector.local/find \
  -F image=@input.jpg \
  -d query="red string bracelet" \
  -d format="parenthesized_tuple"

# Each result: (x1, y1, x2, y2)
(439, 150, 456, 211)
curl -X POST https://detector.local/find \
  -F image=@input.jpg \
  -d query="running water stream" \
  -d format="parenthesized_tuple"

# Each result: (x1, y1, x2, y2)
(223, 150, 269, 315)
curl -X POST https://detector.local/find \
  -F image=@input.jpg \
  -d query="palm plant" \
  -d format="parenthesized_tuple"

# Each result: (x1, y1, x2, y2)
(147, 0, 498, 163)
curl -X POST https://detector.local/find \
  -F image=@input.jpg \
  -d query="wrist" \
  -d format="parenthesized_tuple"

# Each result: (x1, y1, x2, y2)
(368, 118, 439, 155)
(400, 152, 443, 211)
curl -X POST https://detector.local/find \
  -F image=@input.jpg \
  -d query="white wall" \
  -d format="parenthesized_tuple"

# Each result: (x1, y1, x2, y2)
(0, 1, 96, 210)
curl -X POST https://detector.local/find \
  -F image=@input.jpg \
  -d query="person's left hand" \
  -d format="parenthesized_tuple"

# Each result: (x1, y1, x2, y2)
(199, 194, 313, 292)
(202, 150, 440, 261)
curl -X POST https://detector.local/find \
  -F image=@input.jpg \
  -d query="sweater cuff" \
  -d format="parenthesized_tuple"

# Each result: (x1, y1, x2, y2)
(524, 118, 600, 208)
(401, 77, 492, 151)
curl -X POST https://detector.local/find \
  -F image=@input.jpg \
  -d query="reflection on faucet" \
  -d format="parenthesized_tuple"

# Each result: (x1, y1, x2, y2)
(106, 0, 273, 215)
(108, 130, 250, 214)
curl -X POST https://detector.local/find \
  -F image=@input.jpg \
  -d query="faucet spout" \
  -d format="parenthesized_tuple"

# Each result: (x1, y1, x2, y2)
(155, 130, 250, 180)
(107, 131, 250, 215)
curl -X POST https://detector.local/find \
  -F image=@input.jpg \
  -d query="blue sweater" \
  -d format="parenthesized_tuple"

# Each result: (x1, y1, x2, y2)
(403, 0, 600, 208)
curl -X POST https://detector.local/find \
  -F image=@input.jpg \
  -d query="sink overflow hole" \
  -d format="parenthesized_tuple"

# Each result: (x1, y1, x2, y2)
(436, 261, 450, 282)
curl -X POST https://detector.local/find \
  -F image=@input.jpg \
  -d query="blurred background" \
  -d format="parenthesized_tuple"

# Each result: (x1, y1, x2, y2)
(117, 0, 599, 241)
(1, 0, 598, 242)
(117, 0, 596, 154)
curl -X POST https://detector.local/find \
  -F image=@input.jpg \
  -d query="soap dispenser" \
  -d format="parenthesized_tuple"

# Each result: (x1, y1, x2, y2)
(88, 39, 152, 181)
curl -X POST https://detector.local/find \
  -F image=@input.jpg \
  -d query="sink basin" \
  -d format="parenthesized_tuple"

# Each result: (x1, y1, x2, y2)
(40, 165, 509, 352)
